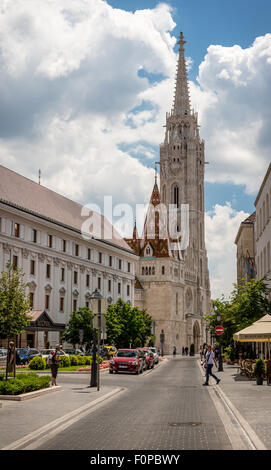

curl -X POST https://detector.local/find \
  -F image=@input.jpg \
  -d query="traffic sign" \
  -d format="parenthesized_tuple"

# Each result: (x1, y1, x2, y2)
(215, 325, 224, 335)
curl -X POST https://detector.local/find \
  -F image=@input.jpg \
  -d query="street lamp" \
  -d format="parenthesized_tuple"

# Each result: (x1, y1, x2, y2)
(160, 329, 165, 357)
(215, 309, 223, 372)
(89, 289, 107, 390)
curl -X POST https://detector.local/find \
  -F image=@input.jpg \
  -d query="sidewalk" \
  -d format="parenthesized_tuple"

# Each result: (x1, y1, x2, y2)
(0, 377, 122, 450)
(199, 358, 271, 450)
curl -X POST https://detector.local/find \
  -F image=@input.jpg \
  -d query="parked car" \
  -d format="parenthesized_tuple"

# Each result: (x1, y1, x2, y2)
(16, 348, 42, 365)
(109, 349, 143, 375)
(0, 348, 7, 366)
(148, 347, 159, 364)
(141, 348, 155, 370)
(40, 349, 69, 359)
(62, 348, 84, 356)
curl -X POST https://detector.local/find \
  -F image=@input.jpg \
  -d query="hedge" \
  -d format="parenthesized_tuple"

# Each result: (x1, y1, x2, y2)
(0, 373, 51, 395)
(28, 355, 102, 370)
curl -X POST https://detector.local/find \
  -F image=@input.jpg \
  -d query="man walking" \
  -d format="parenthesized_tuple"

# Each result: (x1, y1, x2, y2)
(203, 344, 221, 386)
(50, 344, 61, 386)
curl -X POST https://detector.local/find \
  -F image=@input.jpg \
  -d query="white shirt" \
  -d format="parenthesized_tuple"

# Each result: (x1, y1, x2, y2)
(206, 351, 215, 365)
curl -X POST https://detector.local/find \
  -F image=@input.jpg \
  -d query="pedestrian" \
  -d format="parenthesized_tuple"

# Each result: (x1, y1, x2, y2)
(185, 346, 188, 356)
(7, 341, 16, 373)
(182, 346, 185, 356)
(202, 344, 221, 386)
(173, 346, 176, 357)
(50, 344, 61, 386)
(199, 345, 203, 364)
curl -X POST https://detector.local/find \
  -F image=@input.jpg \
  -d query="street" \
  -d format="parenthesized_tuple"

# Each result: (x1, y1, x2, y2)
(33, 357, 232, 450)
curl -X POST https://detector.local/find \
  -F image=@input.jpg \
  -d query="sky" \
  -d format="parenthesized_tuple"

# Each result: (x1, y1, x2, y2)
(0, 0, 270, 299)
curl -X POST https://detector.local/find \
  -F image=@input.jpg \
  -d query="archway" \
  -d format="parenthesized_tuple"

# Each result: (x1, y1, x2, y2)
(193, 321, 201, 353)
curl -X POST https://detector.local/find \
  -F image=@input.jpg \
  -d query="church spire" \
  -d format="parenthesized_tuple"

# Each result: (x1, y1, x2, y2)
(172, 32, 191, 117)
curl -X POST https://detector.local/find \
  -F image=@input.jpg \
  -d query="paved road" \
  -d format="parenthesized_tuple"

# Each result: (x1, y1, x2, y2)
(35, 357, 232, 450)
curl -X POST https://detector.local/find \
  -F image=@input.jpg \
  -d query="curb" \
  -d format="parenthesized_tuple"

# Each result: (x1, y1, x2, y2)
(0, 385, 62, 401)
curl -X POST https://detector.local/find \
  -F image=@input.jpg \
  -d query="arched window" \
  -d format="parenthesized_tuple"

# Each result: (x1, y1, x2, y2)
(149, 267, 152, 275)
(152, 266, 155, 275)
(142, 267, 144, 275)
(173, 185, 179, 208)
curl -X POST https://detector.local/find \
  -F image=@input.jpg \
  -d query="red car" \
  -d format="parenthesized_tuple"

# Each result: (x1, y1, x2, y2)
(109, 349, 143, 374)
(140, 348, 155, 370)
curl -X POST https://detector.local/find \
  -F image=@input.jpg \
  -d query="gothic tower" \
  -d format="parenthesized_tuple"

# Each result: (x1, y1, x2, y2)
(160, 32, 211, 346)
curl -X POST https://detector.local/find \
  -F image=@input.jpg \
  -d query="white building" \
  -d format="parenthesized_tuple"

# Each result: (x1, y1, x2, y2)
(0, 164, 137, 349)
(255, 162, 271, 296)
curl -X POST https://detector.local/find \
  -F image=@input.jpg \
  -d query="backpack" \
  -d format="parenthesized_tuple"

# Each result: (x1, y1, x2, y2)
(47, 352, 54, 365)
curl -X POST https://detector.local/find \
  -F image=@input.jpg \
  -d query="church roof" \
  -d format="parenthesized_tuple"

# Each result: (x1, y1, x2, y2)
(0, 164, 133, 254)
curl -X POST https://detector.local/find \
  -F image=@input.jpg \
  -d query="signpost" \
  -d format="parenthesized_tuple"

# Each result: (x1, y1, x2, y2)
(215, 325, 224, 371)
(215, 325, 224, 336)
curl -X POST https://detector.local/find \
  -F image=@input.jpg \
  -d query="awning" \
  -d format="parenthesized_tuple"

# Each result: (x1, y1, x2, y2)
(233, 314, 271, 342)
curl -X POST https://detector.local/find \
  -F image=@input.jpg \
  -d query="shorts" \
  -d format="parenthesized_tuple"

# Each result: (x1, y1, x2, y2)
(50, 364, 58, 379)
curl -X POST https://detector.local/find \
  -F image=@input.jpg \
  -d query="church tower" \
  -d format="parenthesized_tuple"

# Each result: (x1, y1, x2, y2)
(160, 32, 211, 347)
(126, 32, 211, 354)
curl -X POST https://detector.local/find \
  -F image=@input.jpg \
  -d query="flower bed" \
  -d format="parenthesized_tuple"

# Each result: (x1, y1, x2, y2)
(0, 372, 51, 395)
(77, 360, 110, 372)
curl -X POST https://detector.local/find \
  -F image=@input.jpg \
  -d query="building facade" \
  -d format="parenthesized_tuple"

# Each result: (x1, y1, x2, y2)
(126, 33, 212, 354)
(254, 162, 271, 297)
(0, 165, 137, 349)
(235, 212, 256, 285)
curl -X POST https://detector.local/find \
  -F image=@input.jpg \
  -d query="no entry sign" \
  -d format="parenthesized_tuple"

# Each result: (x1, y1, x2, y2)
(215, 325, 224, 335)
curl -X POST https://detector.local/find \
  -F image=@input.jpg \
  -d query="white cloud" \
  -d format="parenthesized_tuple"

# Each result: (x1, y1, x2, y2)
(191, 34, 271, 194)
(205, 203, 250, 299)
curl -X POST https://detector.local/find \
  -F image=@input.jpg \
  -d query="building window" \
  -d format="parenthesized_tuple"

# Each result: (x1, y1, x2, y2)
(45, 295, 50, 310)
(13, 255, 18, 269)
(118, 282, 121, 294)
(152, 267, 155, 275)
(62, 239, 66, 252)
(86, 274, 90, 287)
(14, 223, 20, 238)
(119, 259, 122, 270)
(86, 301, 89, 309)
(142, 267, 144, 275)
(74, 271, 78, 284)
(30, 260, 35, 275)
(99, 252, 102, 264)
(87, 248, 91, 260)
(32, 229, 37, 243)
(128, 262, 131, 273)
(73, 299, 77, 311)
(47, 234, 53, 248)
(60, 297, 64, 312)
(149, 267, 151, 275)
(127, 285, 130, 296)
(29, 292, 34, 308)
(162, 266, 165, 275)
(173, 185, 179, 208)
(109, 255, 112, 267)
(98, 277, 101, 290)
(61, 268, 65, 282)
(75, 244, 79, 256)
(46, 264, 51, 279)
(108, 279, 111, 292)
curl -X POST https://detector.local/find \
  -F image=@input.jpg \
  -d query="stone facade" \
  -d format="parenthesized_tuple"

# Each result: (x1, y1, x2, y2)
(0, 165, 137, 349)
(126, 33, 212, 354)
(254, 162, 271, 297)
(235, 212, 256, 285)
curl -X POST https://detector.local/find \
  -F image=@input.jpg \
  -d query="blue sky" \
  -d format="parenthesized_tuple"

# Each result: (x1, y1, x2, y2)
(0, 0, 270, 297)
(107, 0, 271, 215)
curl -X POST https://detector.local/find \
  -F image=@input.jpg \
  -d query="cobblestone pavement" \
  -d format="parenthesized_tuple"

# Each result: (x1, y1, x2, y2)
(213, 362, 271, 450)
(34, 357, 232, 450)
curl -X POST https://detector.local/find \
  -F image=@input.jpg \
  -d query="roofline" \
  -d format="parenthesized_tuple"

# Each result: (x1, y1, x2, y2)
(254, 162, 271, 206)
(0, 198, 137, 257)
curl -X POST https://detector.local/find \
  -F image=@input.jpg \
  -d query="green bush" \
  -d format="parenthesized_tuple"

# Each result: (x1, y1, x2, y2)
(0, 373, 51, 395)
(84, 356, 92, 365)
(253, 358, 266, 378)
(77, 356, 87, 366)
(28, 356, 46, 370)
(60, 356, 71, 368)
(69, 355, 79, 366)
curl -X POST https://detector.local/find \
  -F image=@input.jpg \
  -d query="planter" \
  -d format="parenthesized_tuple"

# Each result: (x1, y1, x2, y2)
(256, 376, 263, 385)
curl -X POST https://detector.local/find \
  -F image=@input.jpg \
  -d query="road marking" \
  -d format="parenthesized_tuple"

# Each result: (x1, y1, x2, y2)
(2, 387, 125, 451)
(197, 360, 266, 450)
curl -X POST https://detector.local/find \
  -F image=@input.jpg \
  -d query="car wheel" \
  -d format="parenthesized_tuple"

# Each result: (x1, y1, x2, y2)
(135, 369, 139, 375)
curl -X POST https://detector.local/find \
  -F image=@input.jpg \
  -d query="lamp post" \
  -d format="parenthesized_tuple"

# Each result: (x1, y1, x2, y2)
(215, 310, 224, 372)
(89, 289, 107, 390)
(205, 327, 208, 343)
(160, 330, 165, 357)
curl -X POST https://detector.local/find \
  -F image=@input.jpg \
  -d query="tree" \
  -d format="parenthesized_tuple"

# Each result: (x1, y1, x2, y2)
(62, 307, 93, 350)
(205, 277, 271, 350)
(0, 264, 31, 379)
(105, 299, 153, 348)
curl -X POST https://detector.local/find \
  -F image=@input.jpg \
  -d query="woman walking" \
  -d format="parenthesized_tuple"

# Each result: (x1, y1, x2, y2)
(202, 344, 221, 386)
(50, 345, 61, 386)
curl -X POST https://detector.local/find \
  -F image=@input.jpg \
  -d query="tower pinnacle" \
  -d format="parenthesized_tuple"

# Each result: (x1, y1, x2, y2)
(172, 32, 191, 117)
